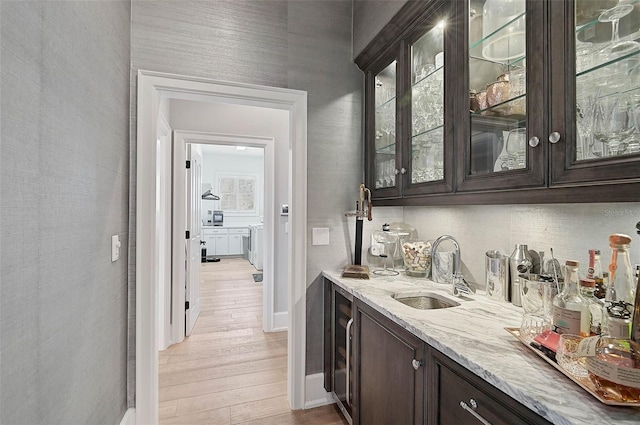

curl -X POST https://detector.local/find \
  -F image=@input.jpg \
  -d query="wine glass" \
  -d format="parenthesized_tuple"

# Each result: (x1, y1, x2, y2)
(576, 94, 596, 160)
(505, 128, 527, 169)
(598, 1, 640, 59)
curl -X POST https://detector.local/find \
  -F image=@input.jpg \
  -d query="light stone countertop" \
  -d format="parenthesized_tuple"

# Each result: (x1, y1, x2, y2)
(322, 269, 640, 425)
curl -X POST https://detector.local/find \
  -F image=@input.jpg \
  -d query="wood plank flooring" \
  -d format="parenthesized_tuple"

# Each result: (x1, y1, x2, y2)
(159, 257, 347, 425)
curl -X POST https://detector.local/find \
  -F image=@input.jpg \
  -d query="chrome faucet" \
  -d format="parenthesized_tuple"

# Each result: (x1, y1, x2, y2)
(431, 235, 475, 297)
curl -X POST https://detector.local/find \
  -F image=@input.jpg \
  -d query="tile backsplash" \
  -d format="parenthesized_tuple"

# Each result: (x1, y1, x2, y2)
(402, 203, 640, 288)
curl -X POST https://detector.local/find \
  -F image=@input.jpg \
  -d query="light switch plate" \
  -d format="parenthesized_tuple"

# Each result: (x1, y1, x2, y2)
(312, 227, 330, 246)
(111, 235, 121, 262)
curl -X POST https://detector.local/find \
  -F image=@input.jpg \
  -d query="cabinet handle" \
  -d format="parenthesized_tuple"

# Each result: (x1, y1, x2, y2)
(394, 168, 400, 175)
(412, 359, 422, 370)
(548, 131, 561, 144)
(400, 167, 407, 174)
(528, 136, 540, 147)
(460, 399, 492, 425)
(345, 318, 354, 406)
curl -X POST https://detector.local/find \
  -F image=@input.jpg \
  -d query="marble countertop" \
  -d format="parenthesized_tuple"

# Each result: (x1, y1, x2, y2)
(322, 269, 640, 425)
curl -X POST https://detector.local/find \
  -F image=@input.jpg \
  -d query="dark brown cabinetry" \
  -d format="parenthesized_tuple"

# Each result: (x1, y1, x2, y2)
(324, 282, 553, 425)
(357, 0, 640, 205)
(428, 348, 552, 425)
(353, 299, 425, 425)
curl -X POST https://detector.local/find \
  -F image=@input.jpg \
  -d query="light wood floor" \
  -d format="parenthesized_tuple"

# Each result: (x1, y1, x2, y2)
(159, 257, 347, 425)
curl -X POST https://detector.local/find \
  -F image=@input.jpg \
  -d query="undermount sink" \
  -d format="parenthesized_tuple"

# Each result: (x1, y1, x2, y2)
(393, 292, 460, 310)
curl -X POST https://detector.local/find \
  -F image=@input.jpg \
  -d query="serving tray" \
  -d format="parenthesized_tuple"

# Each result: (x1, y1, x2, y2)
(505, 327, 640, 407)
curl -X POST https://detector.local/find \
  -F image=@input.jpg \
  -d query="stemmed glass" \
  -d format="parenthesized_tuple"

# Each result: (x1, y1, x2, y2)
(598, 1, 640, 58)
(577, 94, 597, 160)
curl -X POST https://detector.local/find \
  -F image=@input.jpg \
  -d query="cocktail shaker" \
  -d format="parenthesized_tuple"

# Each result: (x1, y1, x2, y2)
(509, 244, 533, 307)
(485, 250, 509, 302)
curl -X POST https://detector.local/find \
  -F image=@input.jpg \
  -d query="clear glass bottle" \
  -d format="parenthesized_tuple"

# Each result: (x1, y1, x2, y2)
(579, 278, 601, 336)
(602, 234, 636, 339)
(587, 249, 605, 299)
(553, 260, 590, 336)
(581, 272, 640, 402)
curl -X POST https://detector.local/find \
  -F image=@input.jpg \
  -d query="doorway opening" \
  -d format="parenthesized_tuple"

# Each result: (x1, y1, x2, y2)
(136, 71, 308, 424)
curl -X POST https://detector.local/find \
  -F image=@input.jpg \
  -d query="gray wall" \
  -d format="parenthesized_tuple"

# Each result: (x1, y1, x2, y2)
(130, 0, 362, 378)
(1, 1, 131, 424)
(352, 0, 408, 59)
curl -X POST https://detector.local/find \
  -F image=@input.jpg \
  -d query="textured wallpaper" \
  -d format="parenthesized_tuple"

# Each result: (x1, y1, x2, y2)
(1, 1, 131, 423)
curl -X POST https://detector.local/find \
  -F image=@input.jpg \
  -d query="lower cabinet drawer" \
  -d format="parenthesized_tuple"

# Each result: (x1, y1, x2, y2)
(430, 349, 551, 425)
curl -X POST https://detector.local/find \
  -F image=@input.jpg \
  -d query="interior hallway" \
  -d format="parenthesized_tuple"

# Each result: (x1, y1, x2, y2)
(158, 257, 347, 424)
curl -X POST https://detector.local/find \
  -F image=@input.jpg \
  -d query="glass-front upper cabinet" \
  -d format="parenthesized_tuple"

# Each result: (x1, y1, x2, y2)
(458, 0, 546, 192)
(550, 0, 640, 185)
(403, 1, 454, 196)
(371, 60, 398, 195)
(408, 21, 446, 185)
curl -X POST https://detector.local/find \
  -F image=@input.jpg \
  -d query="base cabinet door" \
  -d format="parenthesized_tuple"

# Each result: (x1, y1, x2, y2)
(428, 348, 551, 425)
(354, 300, 425, 425)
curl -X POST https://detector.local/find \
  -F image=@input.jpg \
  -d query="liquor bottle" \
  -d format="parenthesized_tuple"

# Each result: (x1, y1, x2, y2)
(579, 278, 601, 335)
(602, 234, 636, 339)
(552, 260, 589, 336)
(587, 249, 605, 299)
(580, 272, 640, 402)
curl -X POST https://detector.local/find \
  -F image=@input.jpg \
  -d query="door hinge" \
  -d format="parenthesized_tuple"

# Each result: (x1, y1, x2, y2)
(185, 230, 190, 239)
(186, 160, 191, 169)
(185, 301, 190, 310)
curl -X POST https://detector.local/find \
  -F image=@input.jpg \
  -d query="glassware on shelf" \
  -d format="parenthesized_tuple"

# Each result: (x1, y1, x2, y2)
(505, 127, 527, 169)
(597, 1, 640, 59)
(482, 0, 526, 62)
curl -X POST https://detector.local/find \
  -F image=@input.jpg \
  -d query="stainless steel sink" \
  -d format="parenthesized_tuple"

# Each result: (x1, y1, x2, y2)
(393, 292, 460, 310)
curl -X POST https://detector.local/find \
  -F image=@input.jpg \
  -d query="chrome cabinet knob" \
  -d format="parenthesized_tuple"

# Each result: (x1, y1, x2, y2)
(394, 168, 399, 175)
(548, 132, 561, 144)
(528, 136, 540, 147)
(400, 167, 407, 174)
(412, 359, 422, 370)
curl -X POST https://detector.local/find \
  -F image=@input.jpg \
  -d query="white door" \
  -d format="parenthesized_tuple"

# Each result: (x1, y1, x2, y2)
(185, 144, 202, 336)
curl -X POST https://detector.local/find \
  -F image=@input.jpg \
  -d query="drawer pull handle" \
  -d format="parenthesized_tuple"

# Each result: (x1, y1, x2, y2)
(412, 359, 422, 370)
(460, 400, 492, 425)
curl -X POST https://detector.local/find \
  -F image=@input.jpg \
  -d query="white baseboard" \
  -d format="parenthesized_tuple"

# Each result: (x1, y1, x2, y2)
(119, 408, 135, 425)
(305, 373, 334, 409)
(273, 311, 288, 331)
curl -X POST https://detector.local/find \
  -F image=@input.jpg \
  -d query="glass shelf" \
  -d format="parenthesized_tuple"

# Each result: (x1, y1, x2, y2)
(576, 48, 640, 78)
(375, 142, 396, 155)
(375, 95, 396, 111)
(413, 66, 443, 87)
(413, 124, 444, 140)
(576, 0, 640, 35)
(469, 11, 526, 66)
(471, 93, 526, 120)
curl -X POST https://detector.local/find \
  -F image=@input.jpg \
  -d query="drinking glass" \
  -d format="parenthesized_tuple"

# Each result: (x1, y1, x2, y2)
(505, 128, 527, 169)
(598, 1, 640, 59)
(520, 314, 551, 344)
(576, 94, 596, 160)
(557, 334, 589, 378)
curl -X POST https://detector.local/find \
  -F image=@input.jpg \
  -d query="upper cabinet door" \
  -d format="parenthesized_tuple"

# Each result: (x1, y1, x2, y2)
(367, 54, 401, 199)
(456, 0, 547, 192)
(549, 0, 640, 185)
(403, 2, 455, 196)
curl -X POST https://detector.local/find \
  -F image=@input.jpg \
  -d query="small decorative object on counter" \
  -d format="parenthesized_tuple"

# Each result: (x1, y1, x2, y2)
(371, 223, 399, 276)
(552, 260, 590, 336)
(509, 244, 532, 307)
(388, 222, 418, 262)
(579, 278, 602, 336)
(402, 241, 432, 278)
(587, 249, 606, 299)
(602, 234, 636, 339)
(485, 250, 509, 301)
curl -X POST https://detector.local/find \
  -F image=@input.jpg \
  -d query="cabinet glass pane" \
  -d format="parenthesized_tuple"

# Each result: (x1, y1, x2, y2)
(411, 22, 445, 183)
(469, 0, 527, 175)
(374, 61, 397, 189)
(575, 0, 640, 161)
